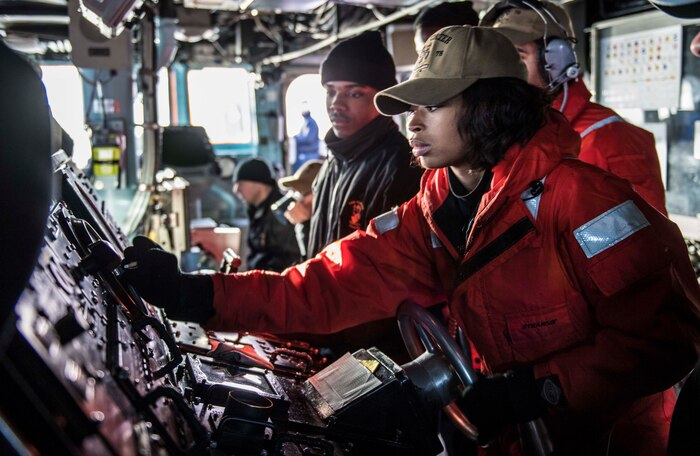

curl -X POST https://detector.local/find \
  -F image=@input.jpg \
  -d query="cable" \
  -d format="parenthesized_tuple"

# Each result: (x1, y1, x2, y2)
(520, 0, 550, 42)
(538, 2, 570, 38)
(79, 69, 117, 126)
(98, 79, 108, 129)
(253, 15, 283, 46)
(559, 81, 569, 112)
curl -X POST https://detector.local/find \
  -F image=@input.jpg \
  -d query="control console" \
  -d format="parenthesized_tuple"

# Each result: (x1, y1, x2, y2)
(1, 157, 455, 455)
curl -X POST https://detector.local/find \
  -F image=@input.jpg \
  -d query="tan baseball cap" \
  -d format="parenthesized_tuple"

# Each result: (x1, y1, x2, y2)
(374, 26, 527, 116)
(278, 159, 323, 195)
(480, 1, 574, 45)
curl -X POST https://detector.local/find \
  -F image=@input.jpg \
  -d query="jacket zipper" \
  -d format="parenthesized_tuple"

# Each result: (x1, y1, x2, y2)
(463, 196, 510, 256)
(330, 160, 345, 242)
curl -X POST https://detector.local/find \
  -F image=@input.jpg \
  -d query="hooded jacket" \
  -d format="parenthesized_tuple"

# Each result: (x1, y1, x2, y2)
(208, 114, 700, 454)
(554, 79, 667, 215)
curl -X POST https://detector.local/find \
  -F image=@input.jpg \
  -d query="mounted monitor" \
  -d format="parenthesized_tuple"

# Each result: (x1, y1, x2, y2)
(78, 0, 143, 38)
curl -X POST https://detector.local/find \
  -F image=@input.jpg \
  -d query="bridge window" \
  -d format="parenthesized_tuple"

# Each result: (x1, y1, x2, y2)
(157, 66, 171, 126)
(41, 65, 92, 168)
(187, 67, 255, 144)
(285, 74, 330, 139)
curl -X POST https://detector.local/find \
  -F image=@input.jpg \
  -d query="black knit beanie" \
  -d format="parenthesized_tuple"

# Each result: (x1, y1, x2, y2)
(320, 31, 397, 91)
(234, 158, 275, 186)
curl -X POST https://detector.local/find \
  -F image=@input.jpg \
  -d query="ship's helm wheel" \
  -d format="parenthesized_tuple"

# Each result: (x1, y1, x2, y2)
(397, 301, 479, 440)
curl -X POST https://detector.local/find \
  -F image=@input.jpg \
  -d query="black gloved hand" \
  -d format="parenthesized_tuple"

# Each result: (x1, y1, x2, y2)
(461, 367, 563, 445)
(121, 235, 215, 324)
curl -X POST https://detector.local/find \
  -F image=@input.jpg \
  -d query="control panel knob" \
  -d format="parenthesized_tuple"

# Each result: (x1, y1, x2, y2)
(55, 311, 88, 345)
(78, 240, 121, 276)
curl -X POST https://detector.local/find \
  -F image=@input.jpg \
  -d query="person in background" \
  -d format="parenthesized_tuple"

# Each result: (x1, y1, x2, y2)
(277, 159, 323, 260)
(302, 30, 423, 362)
(481, 0, 668, 214)
(232, 158, 300, 272)
(413, 1, 479, 53)
(292, 108, 320, 172)
(123, 26, 700, 455)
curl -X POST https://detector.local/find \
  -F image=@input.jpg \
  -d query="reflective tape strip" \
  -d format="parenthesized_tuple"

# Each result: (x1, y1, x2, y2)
(573, 200, 649, 259)
(373, 208, 399, 234)
(580, 115, 623, 138)
(520, 176, 547, 220)
(430, 230, 443, 248)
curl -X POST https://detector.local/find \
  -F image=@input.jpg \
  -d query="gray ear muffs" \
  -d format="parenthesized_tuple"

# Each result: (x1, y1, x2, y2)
(482, 0, 581, 90)
(543, 37, 579, 88)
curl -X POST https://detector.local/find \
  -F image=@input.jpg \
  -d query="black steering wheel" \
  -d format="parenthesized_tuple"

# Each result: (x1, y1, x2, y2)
(397, 301, 479, 440)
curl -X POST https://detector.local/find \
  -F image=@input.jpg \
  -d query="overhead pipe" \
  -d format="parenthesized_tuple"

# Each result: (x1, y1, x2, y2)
(259, 0, 442, 67)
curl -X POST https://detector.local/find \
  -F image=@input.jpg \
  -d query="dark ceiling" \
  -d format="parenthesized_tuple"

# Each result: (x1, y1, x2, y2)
(1, 0, 590, 67)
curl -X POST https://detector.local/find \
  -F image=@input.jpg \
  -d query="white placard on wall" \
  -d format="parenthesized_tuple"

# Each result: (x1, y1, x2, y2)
(600, 25, 683, 110)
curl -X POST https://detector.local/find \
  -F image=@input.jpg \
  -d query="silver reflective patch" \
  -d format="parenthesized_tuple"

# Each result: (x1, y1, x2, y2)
(573, 200, 649, 259)
(430, 230, 443, 248)
(523, 196, 541, 220)
(374, 209, 399, 234)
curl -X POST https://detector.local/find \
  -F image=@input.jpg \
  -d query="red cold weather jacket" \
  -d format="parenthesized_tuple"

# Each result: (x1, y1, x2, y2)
(207, 114, 700, 454)
(553, 79, 667, 215)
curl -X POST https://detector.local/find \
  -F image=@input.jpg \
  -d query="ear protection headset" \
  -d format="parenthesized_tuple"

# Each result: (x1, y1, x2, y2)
(481, 0, 580, 89)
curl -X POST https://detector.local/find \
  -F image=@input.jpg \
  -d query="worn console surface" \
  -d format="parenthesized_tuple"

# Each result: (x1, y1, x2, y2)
(0, 157, 448, 455)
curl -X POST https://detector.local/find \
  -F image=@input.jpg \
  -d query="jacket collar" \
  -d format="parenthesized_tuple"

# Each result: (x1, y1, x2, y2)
(324, 115, 398, 162)
(488, 111, 579, 203)
(419, 112, 580, 259)
(248, 187, 283, 219)
(552, 78, 590, 124)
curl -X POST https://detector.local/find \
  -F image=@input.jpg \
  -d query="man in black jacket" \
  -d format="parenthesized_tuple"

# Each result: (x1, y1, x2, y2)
(309, 31, 423, 257)
(233, 158, 300, 272)
(305, 31, 424, 362)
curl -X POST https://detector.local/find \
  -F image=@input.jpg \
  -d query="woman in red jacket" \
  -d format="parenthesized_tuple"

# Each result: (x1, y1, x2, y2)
(123, 26, 700, 455)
